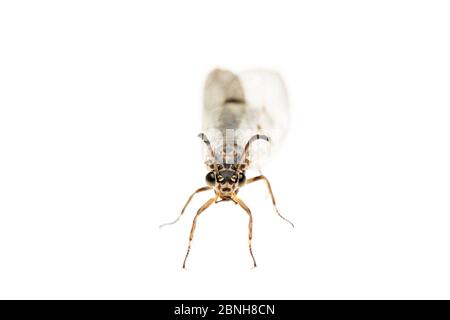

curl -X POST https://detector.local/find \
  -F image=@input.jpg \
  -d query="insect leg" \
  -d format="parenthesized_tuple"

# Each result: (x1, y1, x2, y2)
(246, 175, 294, 228)
(159, 186, 212, 228)
(182, 195, 217, 269)
(232, 196, 257, 268)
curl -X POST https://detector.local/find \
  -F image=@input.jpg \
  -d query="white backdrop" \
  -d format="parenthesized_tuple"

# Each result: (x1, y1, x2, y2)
(1, 1, 449, 299)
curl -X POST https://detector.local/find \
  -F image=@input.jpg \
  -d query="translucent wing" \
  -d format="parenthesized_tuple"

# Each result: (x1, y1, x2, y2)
(237, 69, 290, 155)
(202, 69, 246, 132)
(201, 69, 289, 169)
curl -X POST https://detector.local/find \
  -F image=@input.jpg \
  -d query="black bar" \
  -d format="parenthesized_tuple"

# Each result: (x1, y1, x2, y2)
(0, 300, 445, 319)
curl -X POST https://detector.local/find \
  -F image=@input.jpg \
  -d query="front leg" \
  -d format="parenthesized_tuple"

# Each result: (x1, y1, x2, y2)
(159, 186, 212, 228)
(246, 175, 294, 228)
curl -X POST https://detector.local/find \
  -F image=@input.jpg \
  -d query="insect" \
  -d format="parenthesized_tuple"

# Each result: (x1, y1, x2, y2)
(160, 69, 294, 268)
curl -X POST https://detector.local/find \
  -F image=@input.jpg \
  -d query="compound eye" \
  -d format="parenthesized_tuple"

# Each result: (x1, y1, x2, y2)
(205, 172, 216, 186)
(238, 173, 246, 186)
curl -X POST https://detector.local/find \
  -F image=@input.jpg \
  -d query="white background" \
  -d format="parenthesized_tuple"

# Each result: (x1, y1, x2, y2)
(1, 1, 449, 299)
